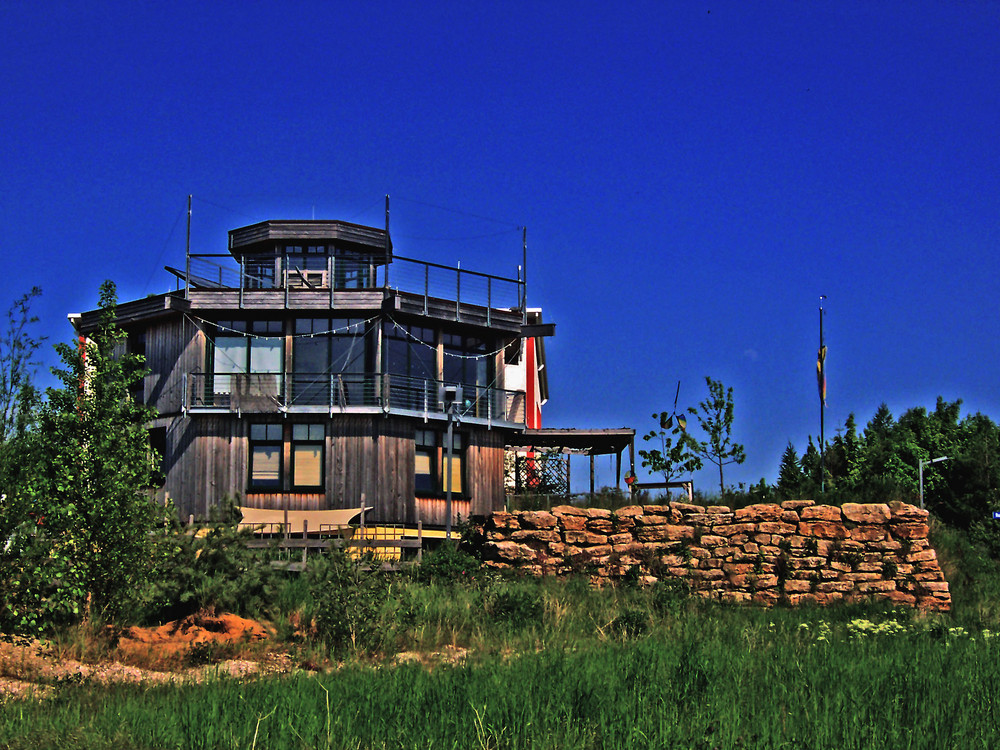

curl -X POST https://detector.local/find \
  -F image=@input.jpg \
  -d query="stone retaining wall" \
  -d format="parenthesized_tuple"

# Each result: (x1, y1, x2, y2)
(473, 500, 950, 611)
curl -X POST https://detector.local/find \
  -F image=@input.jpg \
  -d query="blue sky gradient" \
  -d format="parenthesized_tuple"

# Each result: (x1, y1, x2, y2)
(3, 1, 998, 492)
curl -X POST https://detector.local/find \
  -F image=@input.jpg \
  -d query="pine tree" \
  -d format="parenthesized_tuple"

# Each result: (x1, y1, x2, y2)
(775, 442, 804, 500)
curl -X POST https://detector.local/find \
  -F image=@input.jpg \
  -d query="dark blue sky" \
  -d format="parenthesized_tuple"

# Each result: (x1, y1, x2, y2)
(3, 1, 998, 492)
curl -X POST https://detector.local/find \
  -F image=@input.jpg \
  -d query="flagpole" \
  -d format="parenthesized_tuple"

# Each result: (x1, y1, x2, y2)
(819, 295, 826, 493)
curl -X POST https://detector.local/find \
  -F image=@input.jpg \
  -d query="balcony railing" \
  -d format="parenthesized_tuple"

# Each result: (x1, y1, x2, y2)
(184, 372, 526, 424)
(182, 252, 524, 316)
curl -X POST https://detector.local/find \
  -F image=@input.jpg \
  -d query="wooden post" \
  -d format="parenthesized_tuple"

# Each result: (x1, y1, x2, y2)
(590, 454, 595, 501)
(302, 519, 308, 566)
(417, 520, 423, 564)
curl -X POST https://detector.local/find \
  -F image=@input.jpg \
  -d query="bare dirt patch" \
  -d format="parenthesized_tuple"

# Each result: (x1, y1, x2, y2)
(0, 613, 295, 701)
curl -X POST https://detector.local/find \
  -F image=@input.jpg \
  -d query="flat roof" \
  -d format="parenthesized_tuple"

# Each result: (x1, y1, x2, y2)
(508, 427, 635, 456)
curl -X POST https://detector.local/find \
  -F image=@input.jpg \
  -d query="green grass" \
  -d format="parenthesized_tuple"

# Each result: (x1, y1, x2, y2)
(4, 597, 1000, 749)
(6, 527, 1000, 750)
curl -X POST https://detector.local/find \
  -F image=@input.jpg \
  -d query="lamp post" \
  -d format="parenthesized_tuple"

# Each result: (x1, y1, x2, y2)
(919, 456, 949, 510)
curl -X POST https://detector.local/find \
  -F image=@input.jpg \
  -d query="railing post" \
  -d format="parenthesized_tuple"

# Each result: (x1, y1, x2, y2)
(423, 264, 429, 315)
(328, 254, 335, 307)
(487, 277, 492, 326)
(239, 256, 244, 309)
(456, 262, 461, 321)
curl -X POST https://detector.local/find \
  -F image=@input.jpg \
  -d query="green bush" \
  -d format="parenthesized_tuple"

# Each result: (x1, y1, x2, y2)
(484, 585, 544, 628)
(415, 543, 483, 585)
(310, 549, 391, 656)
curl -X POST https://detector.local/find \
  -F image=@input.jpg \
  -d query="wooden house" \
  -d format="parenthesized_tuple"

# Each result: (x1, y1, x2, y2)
(71, 218, 551, 528)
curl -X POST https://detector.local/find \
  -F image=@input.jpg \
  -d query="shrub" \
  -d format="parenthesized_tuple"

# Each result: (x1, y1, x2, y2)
(484, 585, 544, 628)
(310, 549, 390, 656)
(610, 608, 648, 638)
(415, 543, 483, 585)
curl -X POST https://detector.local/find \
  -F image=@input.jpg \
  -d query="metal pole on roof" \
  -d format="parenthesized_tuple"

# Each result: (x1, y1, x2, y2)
(184, 194, 192, 299)
(522, 227, 527, 324)
(384, 194, 390, 292)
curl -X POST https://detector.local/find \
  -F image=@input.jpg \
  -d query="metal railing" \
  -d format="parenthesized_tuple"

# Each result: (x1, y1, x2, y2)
(182, 252, 525, 314)
(184, 371, 525, 423)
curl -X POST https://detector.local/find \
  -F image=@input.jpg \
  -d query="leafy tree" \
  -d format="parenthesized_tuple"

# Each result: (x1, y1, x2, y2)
(693, 376, 746, 495)
(0, 281, 158, 631)
(0, 286, 45, 444)
(638, 408, 703, 498)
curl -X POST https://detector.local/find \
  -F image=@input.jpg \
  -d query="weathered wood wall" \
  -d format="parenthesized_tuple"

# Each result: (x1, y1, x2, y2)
(157, 412, 507, 525)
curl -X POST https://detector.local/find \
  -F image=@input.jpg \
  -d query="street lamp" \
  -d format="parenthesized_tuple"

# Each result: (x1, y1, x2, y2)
(919, 456, 949, 510)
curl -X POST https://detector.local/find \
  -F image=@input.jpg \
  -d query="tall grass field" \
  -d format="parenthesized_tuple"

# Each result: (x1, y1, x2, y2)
(3, 524, 1000, 750)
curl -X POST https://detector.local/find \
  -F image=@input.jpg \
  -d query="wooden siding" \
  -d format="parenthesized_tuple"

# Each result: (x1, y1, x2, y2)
(144, 316, 205, 415)
(229, 220, 389, 253)
(156, 411, 508, 525)
(416, 498, 472, 528)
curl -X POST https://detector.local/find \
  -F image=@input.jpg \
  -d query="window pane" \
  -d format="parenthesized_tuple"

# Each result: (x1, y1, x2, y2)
(293, 445, 322, 487)
(443, 456, 462, 493)
(415, 452, 434, 493)
(250, 338, 283, 373)
(215, 337, 246, 373)
(251, 445, 281, 488)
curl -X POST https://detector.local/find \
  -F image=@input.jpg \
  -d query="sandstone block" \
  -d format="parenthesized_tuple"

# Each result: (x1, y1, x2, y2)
(685, 513, 714, 525)
(564, 530, 608, 545)
(798, 521, 848, 539)
(643, 505, 671, 515)
(781, 510, 802, 524)
(721, 591, 752, 603)
(801, 505, 843, 522)
(707, 505, 732, 514)
(857, 580, 897, 593)
(735, 503, 784, 522)
(781, 499, 815, 510)
(586, 519, 615, 534)
(561, 515, 588, 531)
(892, 523, 930, 540)
(520, 511, 558, 529)
(670, 501, 707, 514)
(758, 521, 797, 535)
(889, 501, 929, 521)
(849, 525, 887, 543)
(511, 529, 561, 543)
(714, 523, 757, 537)
(789, 556, 826, 569)
(753, 590, 781, 606)
(816, 581, 854, 593)
(609, 533, 633, 545)
(842, 503, 892, 525)
(551, 504, 588, 516)
(700, 535, 727, 548)
(876, 591, 915, 607)
(841, 572, 881, 582)
(689, 547, 711, 559)
(743, 542, 760, 554)
(587, 507, 612, 519)
(724, 563, 756, 575)
(784, 579, 813, 593)
(614, 505, 645, 518)
(918, 581, 950, 593)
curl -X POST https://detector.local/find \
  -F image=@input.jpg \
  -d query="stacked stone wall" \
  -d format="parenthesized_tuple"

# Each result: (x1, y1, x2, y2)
(473, 500, 950, 611)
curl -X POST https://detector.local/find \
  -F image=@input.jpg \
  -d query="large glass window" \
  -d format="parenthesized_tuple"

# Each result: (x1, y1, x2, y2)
(291, 424, 325, 488)
(384, 322, 437, 411)
(244, 257, 276, 289)
(292, 318, 371, 406)
(249, 423, 283, 489)
(444, 333, 494, 418)
(414, 429, 463, 496)
(213, 320, 283, 405)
